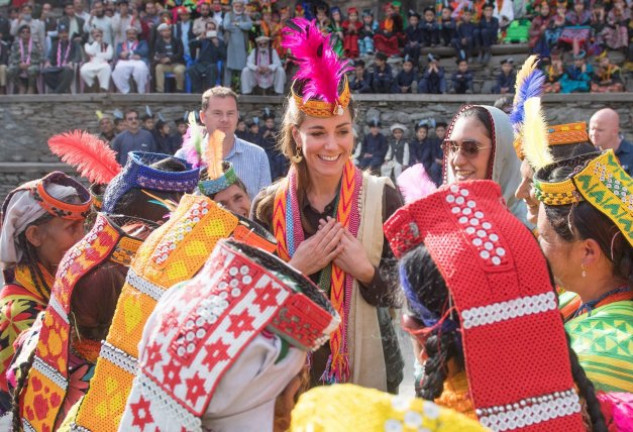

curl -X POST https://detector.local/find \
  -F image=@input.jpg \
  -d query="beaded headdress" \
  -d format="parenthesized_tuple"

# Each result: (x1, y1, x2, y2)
(282, 18, 352, 118)
(17, 213, 157, 432)
(118, 239, 340, 430)
(534, 150, 633, 247)
(71, 195, 277, 432)
(384, 181, 585, 430)
(1, 171, 91, 222)
(102, 151, 200, 213)
(290, 384, 487, 432)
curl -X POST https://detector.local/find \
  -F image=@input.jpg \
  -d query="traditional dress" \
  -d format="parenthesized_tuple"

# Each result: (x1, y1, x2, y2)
(80, 41, 112, 91)
(67, 196, 276, 432)
(240, 43, 286, 95)
(0, 172, 91, 413)
(222, 9, 252, 86)
(119, 239, 339, 431)
(384, 180, 587, 430)
(13, 214, 156, 431)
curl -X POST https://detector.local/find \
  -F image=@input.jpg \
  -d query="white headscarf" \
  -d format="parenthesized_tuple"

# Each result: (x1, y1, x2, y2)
(444, 105, 527, 225)
(0, 184, 79, 269)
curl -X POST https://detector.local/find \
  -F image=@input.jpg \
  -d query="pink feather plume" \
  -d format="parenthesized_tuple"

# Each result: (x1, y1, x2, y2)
(396, 164, 438, 204)
(282, 18, 351, 104)
(48, 130, 121, 184)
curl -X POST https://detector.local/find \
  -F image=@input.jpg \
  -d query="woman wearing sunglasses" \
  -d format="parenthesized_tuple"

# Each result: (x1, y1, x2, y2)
(442, 105, 527, 224)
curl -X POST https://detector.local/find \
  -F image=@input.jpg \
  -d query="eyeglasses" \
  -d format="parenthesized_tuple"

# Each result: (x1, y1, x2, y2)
(126, 116, 139, 121)
(442, 139, 491, 159)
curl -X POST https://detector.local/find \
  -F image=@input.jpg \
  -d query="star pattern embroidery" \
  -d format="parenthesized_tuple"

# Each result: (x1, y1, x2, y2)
(144, 341, 163, 372)
(253, 285, 280, 312)
(159, 307, 179, 336)
(202, 339, 231, 369)
(185, 371, 206, 406)
(162, 361, 182, 391)
(130, 396, 155, 430)
(227, 309, 255, 338)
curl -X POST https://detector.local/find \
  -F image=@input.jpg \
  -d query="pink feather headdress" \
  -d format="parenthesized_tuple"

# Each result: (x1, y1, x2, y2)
(282, 18, 352, 117)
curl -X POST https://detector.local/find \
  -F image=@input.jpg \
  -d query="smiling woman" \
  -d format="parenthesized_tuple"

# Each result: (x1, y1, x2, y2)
(443, 105, 527, 224)
(251, 18, 404, 393)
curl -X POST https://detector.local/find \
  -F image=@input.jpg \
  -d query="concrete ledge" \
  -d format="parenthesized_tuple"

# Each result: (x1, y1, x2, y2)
(3, 92, 633, 105)
(0, 163, 74, 172)
(420, 43, 530, 57)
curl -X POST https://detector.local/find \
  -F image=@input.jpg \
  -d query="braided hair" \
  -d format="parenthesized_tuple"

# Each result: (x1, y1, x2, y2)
(399, 242, 607, 428)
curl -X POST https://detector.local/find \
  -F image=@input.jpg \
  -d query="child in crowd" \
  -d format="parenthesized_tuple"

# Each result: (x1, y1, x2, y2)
(589, 2, 607, 54)
(529, 0, 554, 58)
(382, 123, 411, 180)
(359, 9, 377, 55)
(374, 2, 405, 56)
(349, 59, 371, 93)
(543, 54, 564, 93)
(412, 121, 443, 186)
(359, 118, 388, 175)
(395, 55, 417, 93)
(404, 10, 423, 66)
(560, 50, 593, 93)
(451, 57, 473, 93)
(439, 6, 457, 46)
(418, 53, 446, 94)
(343, 7, 362, 58)
(370, 52, 395, 93)
(492, 57, 516, 94)
(420, 7, 439, 47)
(475, 2, 498, 64)
(604, 0, 630, 50)
(452, 8, 476, 60)
(546, 0, 567, 47)
(591, 53, 624, 92)
(329, 6, 344, 57)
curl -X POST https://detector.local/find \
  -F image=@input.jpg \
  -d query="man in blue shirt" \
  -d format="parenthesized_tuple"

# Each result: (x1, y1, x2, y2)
(111, 109, 157, 166)
(197, 86, 271, 199)
(589, 108, 633, 176)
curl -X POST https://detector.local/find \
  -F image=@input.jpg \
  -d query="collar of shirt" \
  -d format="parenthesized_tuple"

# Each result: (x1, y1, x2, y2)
(225, 135, 244, 159)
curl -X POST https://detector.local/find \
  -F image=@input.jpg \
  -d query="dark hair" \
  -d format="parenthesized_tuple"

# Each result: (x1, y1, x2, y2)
(201, 86, 239, 112)
(399, 243, 607, 429)
(125, 108, 138, 118)
(542, 157, 633, 285)
(70, 261, 127, 342)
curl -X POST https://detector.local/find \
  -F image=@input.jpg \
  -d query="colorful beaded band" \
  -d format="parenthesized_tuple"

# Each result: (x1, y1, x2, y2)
(291, 77, 351, 118)
(547, 122, 589, 146)
(198, 162, 238, 196)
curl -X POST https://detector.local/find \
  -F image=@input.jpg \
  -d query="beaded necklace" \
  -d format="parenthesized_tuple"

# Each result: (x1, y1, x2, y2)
(273, 159, 362, 383)
(564, 286, 633, 321)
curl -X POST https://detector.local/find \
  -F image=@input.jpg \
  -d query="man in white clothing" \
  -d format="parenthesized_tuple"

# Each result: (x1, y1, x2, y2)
(111, 0, 141, 47)
(83, 0, 113, 46)
(111, 27, 149, 94)
(241, 36, 285, 95)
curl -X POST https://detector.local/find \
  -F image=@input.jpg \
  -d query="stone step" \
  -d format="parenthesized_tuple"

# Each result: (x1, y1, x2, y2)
(420, 43, 530, 58)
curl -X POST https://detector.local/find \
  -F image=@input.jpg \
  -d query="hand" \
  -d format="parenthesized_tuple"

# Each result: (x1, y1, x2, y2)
(318, 220, 375, 284)
(161, 57, 170, 64)
(288, 218, 344, 276)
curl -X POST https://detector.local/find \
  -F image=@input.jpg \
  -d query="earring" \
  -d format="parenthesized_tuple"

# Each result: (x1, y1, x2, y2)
(581, 264, 586, 278)
(291, 147, 303, 164)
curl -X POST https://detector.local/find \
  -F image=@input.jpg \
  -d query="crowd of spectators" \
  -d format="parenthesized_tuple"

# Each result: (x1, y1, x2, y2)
(0, 0, 631, 95)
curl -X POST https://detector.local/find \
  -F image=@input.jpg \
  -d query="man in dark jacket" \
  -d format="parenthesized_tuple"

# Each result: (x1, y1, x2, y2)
(419, 53, 446, 94)
(58, 1, 86, 44)
(358, 118, 388, 174)
(349, 59, 371, 93)
(475, 3, 498, 64)
(452, 8, 476, 60)
(153, 23, 185, 93)
(187, 22, 226, 92)
(492, 58, 516, 94)
(42, 24, 80, 93)
(451, 57, 473, 94)
(412, 122, 443, 186)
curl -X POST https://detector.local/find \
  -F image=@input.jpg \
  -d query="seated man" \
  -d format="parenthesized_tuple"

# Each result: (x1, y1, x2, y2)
(241, 35, 285, 95)
(153, 22, 185, 93)
(188, 21, 225, 93)
(112, 26, 149, 94)
(42, 23, 80, 94)
(7, 25, 42, 94)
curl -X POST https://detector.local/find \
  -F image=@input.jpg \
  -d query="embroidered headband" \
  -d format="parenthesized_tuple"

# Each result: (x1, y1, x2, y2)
(118, 238, 339, 429)
(384, 181, 585, 430)
(102, 152, 200, 213)
(18, 213, 157, 432)
(1, 171, 91, 224)
(282, 18, 352, 118)
(534, 150, 633, 247)
(199, 162, 239, 196)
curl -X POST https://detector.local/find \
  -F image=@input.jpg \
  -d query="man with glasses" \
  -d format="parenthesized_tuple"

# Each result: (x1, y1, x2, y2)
(111, 109, 157, 165)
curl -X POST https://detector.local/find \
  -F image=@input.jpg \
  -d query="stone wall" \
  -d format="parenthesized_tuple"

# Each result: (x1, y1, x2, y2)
(1, 93, 632, 200)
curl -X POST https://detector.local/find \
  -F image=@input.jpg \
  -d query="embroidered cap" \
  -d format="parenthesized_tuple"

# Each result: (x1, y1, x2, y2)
(534, 150, 633, 247)
(384, 181, 585, 431)
(290, 384, 487, 432)
(17, 213, 157, 432)
(118, 239, 339, 430)
(102, 151, 199, 213)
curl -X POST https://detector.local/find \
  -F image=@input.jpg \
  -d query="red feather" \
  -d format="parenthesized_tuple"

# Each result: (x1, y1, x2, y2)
(48, 130, 122, 184)
(282, 18, 351, 105)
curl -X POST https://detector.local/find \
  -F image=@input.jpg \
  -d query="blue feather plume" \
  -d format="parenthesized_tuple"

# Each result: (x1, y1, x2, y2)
(509, 55, 545, 133)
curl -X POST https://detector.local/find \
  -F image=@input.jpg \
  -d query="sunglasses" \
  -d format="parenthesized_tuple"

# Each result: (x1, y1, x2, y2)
(443, 139, 491, 159)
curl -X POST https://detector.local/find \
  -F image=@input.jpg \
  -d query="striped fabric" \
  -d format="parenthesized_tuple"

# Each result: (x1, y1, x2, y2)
(560, 292, 633, 392)
(224, 136, 272, 199)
